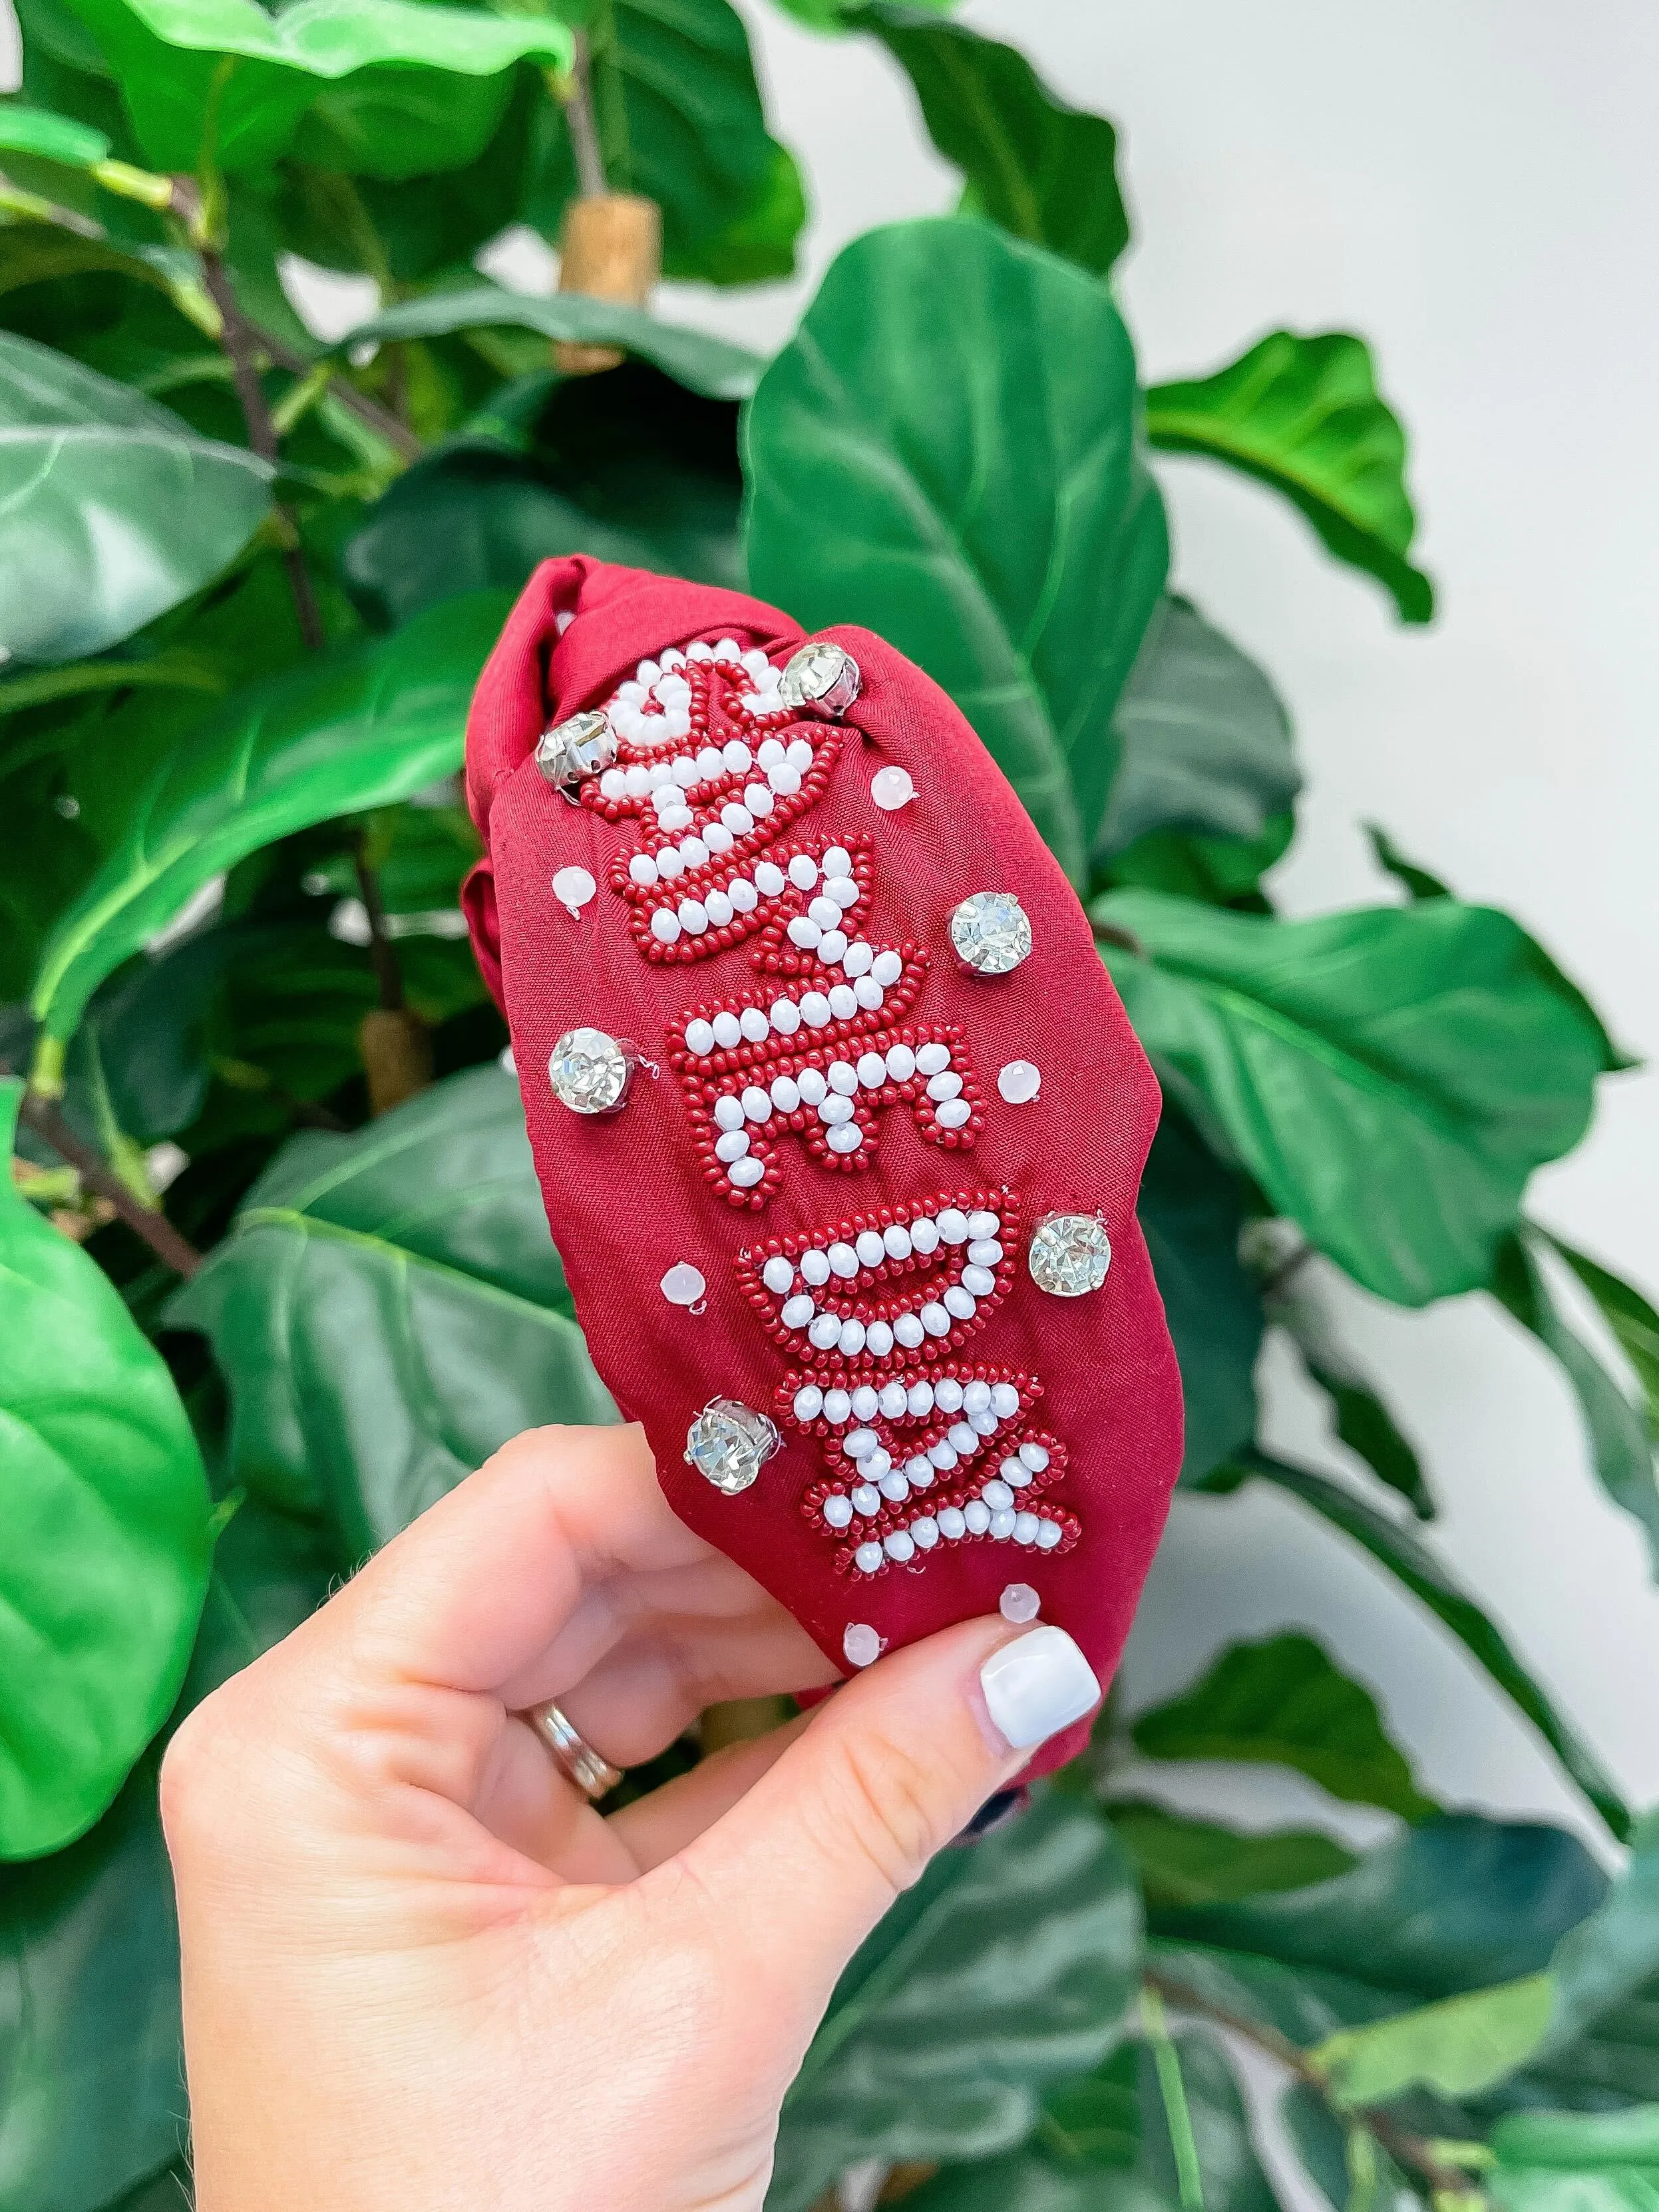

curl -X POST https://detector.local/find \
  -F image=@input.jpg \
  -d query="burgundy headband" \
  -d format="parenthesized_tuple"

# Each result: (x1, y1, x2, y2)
(462, 556, 1183, 1776)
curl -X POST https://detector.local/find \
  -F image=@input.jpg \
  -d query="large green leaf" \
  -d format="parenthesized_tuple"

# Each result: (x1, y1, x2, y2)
(1228, 1453, 1629, 1839)
(860, 5, 1130, 277)
(744, 216, 1169, 885)
(0, 98, 110, 166)
(1097, 595, 1300, 866)
(1035, 2028, 1275, 2212)
(1312, 1971, 1554, 2108)
(29, 588, 508, 1041)
(768, 1791, 1142, 2212)
(57, 0, 572, 174)
(1525, 1811, 1659, 2102)
(902, 2151, 1159, 2212)
(168, 1066, 616, 1547)
(1491, 2108, 1659, 2212)
(1135, 1100, 1261, 1484)
(337, 287, 764, 403)
(523, 0, 803, 285)
(1095, 889, 1605, 1306)
(0, 331, 272, 666)
(1543, 1237, 1659, 1444)
(1131, 1633, 1437, 1822)
(1147, 330, 1433, 623)
(1270, 1283, 1433, 1516)
(1105, 1803, 1356, 1914)
(1494, 1232, 1659, 1574)
(343, 361, 743, 628)
(0, 1077, 210, 1860)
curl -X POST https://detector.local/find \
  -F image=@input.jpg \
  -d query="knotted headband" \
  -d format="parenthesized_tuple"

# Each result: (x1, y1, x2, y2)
(462, 556, 1183, 1777)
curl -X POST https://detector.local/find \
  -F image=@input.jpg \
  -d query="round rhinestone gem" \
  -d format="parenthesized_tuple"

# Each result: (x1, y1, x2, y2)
(779, 641, 861, 717)
(1027, 1212, 1112, 1297)
(949, 890, 1032, 976)
(548, 1026, 635, 1115)
(685, 1398, 781, 1495)
(534, 709, 616, 789)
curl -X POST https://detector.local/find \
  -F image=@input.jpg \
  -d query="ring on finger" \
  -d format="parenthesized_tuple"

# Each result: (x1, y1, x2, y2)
(524, 1699, 624, 1802)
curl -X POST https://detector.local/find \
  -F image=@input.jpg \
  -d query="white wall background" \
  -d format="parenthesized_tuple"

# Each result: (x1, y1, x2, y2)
(5, 0, 1656, 1843)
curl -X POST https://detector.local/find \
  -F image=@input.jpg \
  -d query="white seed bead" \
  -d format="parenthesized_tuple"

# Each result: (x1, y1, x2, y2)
(809, 1314, 842, 1349)
(970, 1409, 998, 1436)
(884, 1531, 916, 1563)
(771, 998, 801, 1034)
(794, 1383, 823, 1419)
(1003, 1455, 1033, 1489)
(828, 985, 858, 1019)
(911, 1516, 940, 1549)
(722, 804, 754, 834)
(787, 855, 819, 890)
(926, 1071, 964, 1101)
(990, 1509, 1017, 1540)
(728, 876, 757, 912)
(866, 1321, 894, 1356)
(934, 1380, 964, 1413)
(740, 1007, 769, 1043)
(755, 861, 787, 896)
(920, 1302, 951, 1337)
(786, 737, 814, 769)
(910, 1217, 941, 1255)
(879, 1469, 910, 1502)
(938, 1507, 967, 1541)
(851, 1482, 881, 1514)
(857, 1053, 887, 1089)
(742, 1086, 772, 1123)
(815, 846, 847, 878)
(937, 1210, 968, 1243)
(882, 1223, 914, 1260)
(968, 1210, 1000, 1238)
(651, 909, 682, 943)
(715, 1130, 751, 1163)
(982, 1480, 1014, 1511)
(968, 1238, 1002, 1267)
(844, 1427, 879, 1459)
(852, 976, 883, 1010)
(823, 1495, 854, 1529)
(943, 1286, 978, 1321)
(828, 1125, 862, 1153)
(797, 1068, 829, 1106)
(629, 852, 659, 886)
(808, 895, 841, 930)
(855, 1229, 886, 1266)
(781, 1293, 814, 1327)
(962, 1264, 996, 1296)
(819, 1095, 855, 1126)
(936, 1097, 974, 1130)
(767, 763, 802, 795)
(871, 950, 903, 986)
(851, 1385, 880, 1421)
(801, 993, 832, 1027)
(907, 1382, 936, 1416)
(964, 1501, 992, 1535)
(827, 1061, 858, 1095)
(916, 1043, 952, 1077)
(829, 1241, 860, 1276)
(948, 1422, 979, 1455)
(991, 1384, 1020, 1418)
(854, 1543, 883, 1574)
(685, 1018, 715, 1055)
(962, 1382, 993, 1418)
(696, 746, 725, 779)
(704, 890, 734, 928)
(894, 1312, 926, 1348)
(655, 846, 684, 880)
(729, 1157, 765, 1189)
(714, 1095, 745, 1131)
(722, 739, 751, 771)
(928, 1439, 959, 1469)
(770, 1075, 801, 1112)
(818, 930, 849, 964)
(838, 1318, 867, 1356)
(1019, 1441, 1051, 1473)
(757, 738, 785, 767)
(828, 876, 859, 910)
(745, 785, 773, 817)
(1014, 1513, 1041, 1544)
(822, 1389, 851, 1424)
(842, 942, 874, 976)
(884, 1045, 916, 1082)
(712, 1012, 741, 1049)
(879, 1382, 909, 1418)
(1037, 1521, 1063, 1549)
(801, 1248, 830, 1285)
(906, 1456, 932, 1485)
(788, 916, 823, 949)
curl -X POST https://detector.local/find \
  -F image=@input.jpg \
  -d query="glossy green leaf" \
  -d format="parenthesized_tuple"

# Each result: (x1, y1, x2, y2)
(524, 0, 803, 285)
(1147, 330, 1433, 623)
(1107, 1803, 1356, 1913)
(29, 588, 508, 1041)
(1098, 595, 1300, 866)
(745, 217, 1169, 884)
(1493, 1232, 1659, 1574)
(1095, 889, 1605, 1306)
(168, 1066, 616, 1546)
(1491, 2108, 1659, 2212)
(0, 331, 272, 666)
(1541, 1234, 1659, 1448)
(1035, 2029, 1275, 2212)
(1135, 1100, 1262, 1485)
(1533, 1811, 1659, 2089)
(343, 361, 743, 628)
(1271, 1286, 1433, 1515)
(902, 2151, 1164, 2212)
(1038, 2037, 1144, 2172)
(57, 0, 572, 174)
(0, 1076, 210, 1859)
(1312, 1970, 1554, 2106)
(1105, 816, 1293, 916)
(1231, 1452, 1630, 1840)
(860, 5, 1129, 276)
(337, 286, 763, 403)
(769, 1791, 1142, 2212)
(1132, 1633, 1437, 1822)
(0, 98, 110, 165)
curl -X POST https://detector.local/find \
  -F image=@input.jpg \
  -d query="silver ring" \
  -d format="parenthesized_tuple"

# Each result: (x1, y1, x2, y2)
(526, 1700, 623, 1802)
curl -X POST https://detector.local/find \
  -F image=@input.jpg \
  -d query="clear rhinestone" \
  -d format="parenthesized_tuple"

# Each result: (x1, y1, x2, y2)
(1027, 1212, 1111, 1297)
(685, 1398, 781, 1495)
(1000, 1582, 1041, 1624)
(548, 1026, 635, 1115)
(779, 641, 861, 717)
(535, 709, 616, 790)
(950, 891, 1032, 976)
(870, 764, 916, 811)
(843, 1622, 882, 1668)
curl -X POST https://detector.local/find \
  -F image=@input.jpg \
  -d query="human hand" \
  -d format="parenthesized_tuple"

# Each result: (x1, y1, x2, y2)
(162, 1423, 1102, 2211)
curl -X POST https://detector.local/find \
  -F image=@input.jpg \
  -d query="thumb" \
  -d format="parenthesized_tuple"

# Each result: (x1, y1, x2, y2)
(675, 1614, 1101, 2007)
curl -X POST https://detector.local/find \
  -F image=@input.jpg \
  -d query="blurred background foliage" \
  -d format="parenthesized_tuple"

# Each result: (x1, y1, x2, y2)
(1, 0, 1657, 2207)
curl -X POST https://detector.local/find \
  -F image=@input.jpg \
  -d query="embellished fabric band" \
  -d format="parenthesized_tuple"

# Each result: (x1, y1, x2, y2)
(462, 557, 1183, 1777)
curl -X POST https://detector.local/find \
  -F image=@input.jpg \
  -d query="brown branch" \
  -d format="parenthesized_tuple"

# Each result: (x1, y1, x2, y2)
(1145, 1970, 1484, 2203)
(353, 838, 405, 1013)
(560, 33, 609, 200)
(1093, 920, 1148, 958)
(19, 1093, 203, 1278)
(256, 330, 424, 462)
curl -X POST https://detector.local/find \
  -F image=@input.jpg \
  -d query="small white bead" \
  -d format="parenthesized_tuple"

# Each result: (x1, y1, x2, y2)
(938, 1507, 967, 1540)
(997, 1060, 1041, 1105)
(879, 1382, 909, 1418)
(894, 1312, 926, 1348)
(844, 1427, 879, 1459)
(879, 1469, 910, 1503)
(624, 765, 651, 797)
(962, 1382, 992, 1417)
(854, 1543, 883, 1574)
(962, 1265, 996, 1296)
(800, 1248, 830, 1285)
(1019, 1441, 1051, 1473)
(745, 785, 774, 817)
(728, 877, 757, 912)
(824, 1060, 856, 1095)
(741, 647, 771, 678)
(797, 1068, 829, 1106)
(740, 1007, 769, 1043)
(655, 846, 685, 880)
(842, 942, 874, 976)
(842, 1619, 880, 1665)
(742, 1086, 772, 1123)
(825, 1493, 855, 1533)
(788, 915, 823, 949)
(809, 1314, 842, 1350)
(659, 807, 693, 832)
(817, 929, 850, 964)
(926, 1071, 964, 1101)
(857, 1053, 887, 1089)
(687, 641, 714, 660)
(934, 1380, 964, 1413)
(651, 909, 681, 943)
(851, 1385, 880, 1421)
(910, 1217, 941, 1254)
(755, 861, 787, 896)
(785, 737, 813, 768)
(968, 1239, 1003, 1267)
(721, 804, 755, 834)
(602, 769, 628, 800)
(704, 890, 734, 927)
(827, 878, 859, 912)
(964, 1500, 992, 1535)
(629, 852, 659, 886)
(920, 1302, 951, 1337)
(916, 1043, 952, 1077)
(855, 1229, 886, 1266)
(907, 1381, 935, 1416)
(884, 1045, 916, 1083)
(1003, 1456, 1033, 1489)
(823, 1387, 851, 1421)
(911, 1516, 940, 1549)
(990, 1509, 1017, 1540)
(715, 1130, 751, 1163)
(943, 1286, 978, 1321)
(938, 1210, 969, 1242)
(819, 1095, 855, 1126)
(660, 648, 685, 669)
(801, 993, 832, 1027)
(671, 755, 698, 789)
(678, 900, 709, 936)
(829, 1241, 860, 1276)
(865, 1320, 894, 1354)
(948, 1421, 979, 1454)
(770, 1075, 801, 1112)
(781, 1293, 814, 1327)
(829, 984, 859, 1019)
(970, 1409, 998, 1436)
(787, 855, 819, 890)
(618, 681, 647, 705)
(850, 976, 881, 1010)
(729, 1157, 765, 1189)
(793, 1383, 823, 1419)
(851, 1482, 881, 1514)
(712, 1012, 742, 1049)
(1012, 1516, 1041, 1547)
(808, 895, 840, 930)
(696, 746, 725, 779)
(838, 1317, 867, 1356)
(713, 1095, 745, 1131)
(884, 1531, 916, 1563)
(991, 1384, 1020, 1418)
(967, 1211, 1000, 1239)
(767, 763, 802, 795)
(636, 659, 661, 686)
(1037, 1521, 1063, 1550)
(684, 1018, 715, 1055)
(982, 1479, 1014, 1511)
(722, 739, 751, 772)
(870, 950, 903, 987)
(771, 998, 801, 1035)
(906, 1457, 933, 1487)
(757, 739, 785, 768)
(882, 1223, 914, 1260)
(928, 1439, 959, 1469)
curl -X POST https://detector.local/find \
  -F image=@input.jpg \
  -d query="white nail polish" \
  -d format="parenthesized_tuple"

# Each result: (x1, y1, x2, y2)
(979, 1626, 1101, 1751)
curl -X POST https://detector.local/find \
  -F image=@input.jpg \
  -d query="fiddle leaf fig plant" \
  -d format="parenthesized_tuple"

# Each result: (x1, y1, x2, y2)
(0, 7, 1651, 2211)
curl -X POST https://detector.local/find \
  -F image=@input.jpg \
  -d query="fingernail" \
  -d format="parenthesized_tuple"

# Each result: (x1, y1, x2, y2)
(979, 1625, 1101, 1751)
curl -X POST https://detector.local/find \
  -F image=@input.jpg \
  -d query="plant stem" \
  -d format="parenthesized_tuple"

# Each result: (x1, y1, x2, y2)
(1145, 1971, 1483, 2204)
(19, 1093, 203, 1278)
(1142, 1986, 1206, 2212)
(560, 33, 609, 199)
(354, 836, 405, 1012)
(1093, 920, 1149, 958)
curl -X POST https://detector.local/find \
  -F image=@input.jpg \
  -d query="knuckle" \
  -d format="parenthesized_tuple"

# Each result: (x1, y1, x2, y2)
(158, 1685, 249, 1856)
